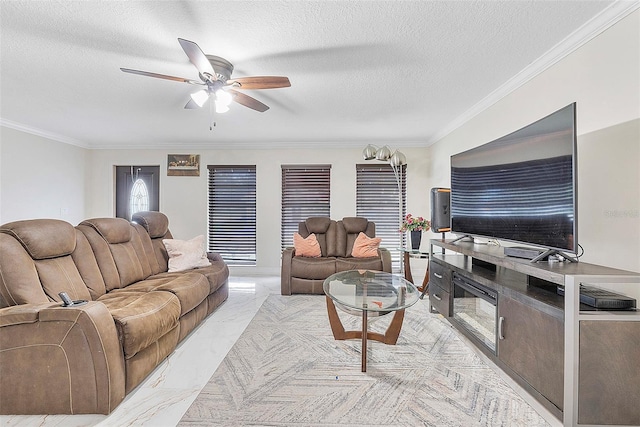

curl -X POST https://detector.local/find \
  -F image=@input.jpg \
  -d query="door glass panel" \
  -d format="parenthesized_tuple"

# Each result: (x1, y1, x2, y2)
(129, 178, 150, 218)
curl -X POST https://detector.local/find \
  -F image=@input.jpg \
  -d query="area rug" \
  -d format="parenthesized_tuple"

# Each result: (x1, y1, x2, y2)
(179, 295, 550, 426)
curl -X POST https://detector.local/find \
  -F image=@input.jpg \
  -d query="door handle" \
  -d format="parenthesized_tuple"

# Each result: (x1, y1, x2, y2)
(498, 316, 505, 340)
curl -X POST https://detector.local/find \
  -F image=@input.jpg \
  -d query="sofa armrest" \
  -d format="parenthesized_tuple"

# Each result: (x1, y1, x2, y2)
(281, 247, 295, 295)
(379, 247, 392, 273)
(207, 251, 224, 263)
(0, 301, 125, 415)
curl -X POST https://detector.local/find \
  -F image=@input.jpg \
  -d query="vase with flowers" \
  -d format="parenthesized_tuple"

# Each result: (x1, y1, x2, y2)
(400, 214, 431, 250)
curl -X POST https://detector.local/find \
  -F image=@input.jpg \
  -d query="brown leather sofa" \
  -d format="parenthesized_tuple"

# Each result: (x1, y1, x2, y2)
(281, 217, 392, 295)
(0, 211, 228, 415)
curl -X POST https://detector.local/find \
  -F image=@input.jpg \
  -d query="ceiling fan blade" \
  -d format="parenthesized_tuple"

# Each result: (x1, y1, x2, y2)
(229, 89, 269, 112)
(120, 68, 201, 84)
(178, 38, 215, 79)
(184, 98, 200, 109)
(228, 76, 291, 89)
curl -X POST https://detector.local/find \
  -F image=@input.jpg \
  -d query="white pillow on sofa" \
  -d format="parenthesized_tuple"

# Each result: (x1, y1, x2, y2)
(162, 235, 211, 272)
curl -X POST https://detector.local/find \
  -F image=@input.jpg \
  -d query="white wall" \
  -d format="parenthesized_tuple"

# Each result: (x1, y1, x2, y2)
(2, 10, 636, 276)
(0, 127, 88, 225)
(86, 146, 429, 273)
(426, 10, 640, 273)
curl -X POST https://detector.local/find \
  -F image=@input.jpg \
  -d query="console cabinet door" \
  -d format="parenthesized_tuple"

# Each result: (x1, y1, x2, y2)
(428, 260, 452, 316)
(578, 320, 640, 425)
(497, 295, 564, 410)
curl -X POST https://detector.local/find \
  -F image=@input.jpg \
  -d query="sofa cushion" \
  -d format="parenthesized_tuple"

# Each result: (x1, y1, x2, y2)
(163, 235, 211, 272)
(152, 254, 229, 296)
(132, 211, 169, 239)
(341, 217, 370, 234)
(351, 232, 382, 258)
(0, 234, 51, 306)
(97, 290, 180, 358)
(34, 256, 92, 302)
(300, 217, 339, 257)
(291, 256, 337, 280)
(71, 231, 107, 299)
(0, 219, 76, 260)
(0, 220, 93, 306)
(304, 217, 332, 234)
(116, 273, 210, 316)
(336, 257, 384, 272)
(80, 218, 132, 244)
(293, 233, 321, 257)
(77, 219, 152, 290)
(339, 217, 376, 257)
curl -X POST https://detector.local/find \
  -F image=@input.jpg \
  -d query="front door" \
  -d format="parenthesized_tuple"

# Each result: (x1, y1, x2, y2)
(115, 166, 160, 220)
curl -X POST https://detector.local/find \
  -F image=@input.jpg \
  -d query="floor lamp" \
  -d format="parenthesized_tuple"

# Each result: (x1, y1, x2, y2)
(362, 144, 407, 273)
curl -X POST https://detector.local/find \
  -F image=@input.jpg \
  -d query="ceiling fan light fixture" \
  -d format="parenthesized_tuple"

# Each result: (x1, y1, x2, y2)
(190, 89, 209, 107)
(121, 38, 290, 118)
(215, 101, 230, 114)
(215, 89, 233, 107)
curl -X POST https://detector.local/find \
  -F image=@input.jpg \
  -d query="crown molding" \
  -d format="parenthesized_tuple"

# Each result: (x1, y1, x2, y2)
(90, 139, 429, 151)
(0, 118, 90, 149)
(426, 0, 640, 146)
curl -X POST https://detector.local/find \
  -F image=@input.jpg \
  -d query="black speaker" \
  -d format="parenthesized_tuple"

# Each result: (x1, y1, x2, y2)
(430, 188, 451, 232)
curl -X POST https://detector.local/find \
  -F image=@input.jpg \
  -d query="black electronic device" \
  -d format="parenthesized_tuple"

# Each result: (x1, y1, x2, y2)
(504, 246, 547, 260)
(557, 285, 637, 310)
(430, 188, 451, 232)
(58, 292, 88, 307)
(471, 257, 497, 271)
(450, 103, 578, 261)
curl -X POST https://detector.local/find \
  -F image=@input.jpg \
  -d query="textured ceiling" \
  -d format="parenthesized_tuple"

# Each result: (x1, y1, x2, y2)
(0, 1, 629, 149)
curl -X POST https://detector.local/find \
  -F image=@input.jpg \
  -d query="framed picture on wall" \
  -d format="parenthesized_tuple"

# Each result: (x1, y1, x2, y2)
(167, 154, 200, 176)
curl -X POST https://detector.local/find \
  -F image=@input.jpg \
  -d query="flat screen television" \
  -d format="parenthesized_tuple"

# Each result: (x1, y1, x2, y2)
(450, 103, 577, 258)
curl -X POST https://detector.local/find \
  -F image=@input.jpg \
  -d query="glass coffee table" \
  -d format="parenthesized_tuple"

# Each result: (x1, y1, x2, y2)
(323, 270, 419, 372)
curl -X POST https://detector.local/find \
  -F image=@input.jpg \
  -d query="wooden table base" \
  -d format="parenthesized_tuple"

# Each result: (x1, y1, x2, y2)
(325, 296, 405, 372)
(403, 251, 430, 298)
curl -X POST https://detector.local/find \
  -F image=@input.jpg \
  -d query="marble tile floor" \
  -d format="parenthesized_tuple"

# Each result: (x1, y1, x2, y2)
(2, 274, 559, 427)
(1, 276, 282, 427)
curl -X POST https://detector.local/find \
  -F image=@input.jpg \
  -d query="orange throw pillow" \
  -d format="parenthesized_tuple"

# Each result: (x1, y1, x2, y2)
(293, 233, 322, 257)
(351, 232, 382, 258)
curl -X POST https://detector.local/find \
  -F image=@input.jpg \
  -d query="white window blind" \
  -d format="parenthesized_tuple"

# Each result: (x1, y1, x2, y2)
(281, 164, 331, 251)
(207, 165, 256, 266)
(356, 163, 406, 271)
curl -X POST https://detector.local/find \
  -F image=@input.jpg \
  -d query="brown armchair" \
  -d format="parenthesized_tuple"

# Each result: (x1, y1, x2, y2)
(281, 217, 392, 295)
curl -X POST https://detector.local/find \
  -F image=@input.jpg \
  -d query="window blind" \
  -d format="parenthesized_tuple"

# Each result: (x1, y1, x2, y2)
(356, 163, 406, 271)
(207, 165, 256, 266)
(281, 164, 331, 251)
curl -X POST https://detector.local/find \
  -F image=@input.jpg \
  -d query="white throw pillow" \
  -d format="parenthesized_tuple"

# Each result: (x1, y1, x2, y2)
(163, 235, 211, 272)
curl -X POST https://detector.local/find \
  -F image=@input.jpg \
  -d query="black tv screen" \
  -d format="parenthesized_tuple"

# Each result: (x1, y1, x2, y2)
(450, 103, 577, 254)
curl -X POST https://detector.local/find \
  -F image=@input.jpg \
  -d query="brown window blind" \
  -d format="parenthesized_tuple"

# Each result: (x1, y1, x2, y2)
(207, 165, 256, 266)
(281, 164, 331, 251)
(356, 163, 406, 271)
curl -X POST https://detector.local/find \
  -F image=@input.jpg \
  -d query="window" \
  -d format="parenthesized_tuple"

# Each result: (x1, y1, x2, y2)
(281, 165, 331, 250)
(207, 165, 257, 266)
(356, 163, 406, 271)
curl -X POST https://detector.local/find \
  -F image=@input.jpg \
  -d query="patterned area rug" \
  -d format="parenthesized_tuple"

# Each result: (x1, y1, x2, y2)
(179, 295, 550, 426)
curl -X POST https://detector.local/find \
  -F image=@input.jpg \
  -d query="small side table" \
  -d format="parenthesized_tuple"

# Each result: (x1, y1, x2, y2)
(398, 248, 430, 299)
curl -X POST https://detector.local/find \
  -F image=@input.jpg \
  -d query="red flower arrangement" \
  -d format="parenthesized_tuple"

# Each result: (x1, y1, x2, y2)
(400, 214, 431, 232)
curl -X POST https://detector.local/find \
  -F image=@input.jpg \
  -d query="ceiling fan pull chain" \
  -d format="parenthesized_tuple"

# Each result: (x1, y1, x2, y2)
(209, 97, 216, 130)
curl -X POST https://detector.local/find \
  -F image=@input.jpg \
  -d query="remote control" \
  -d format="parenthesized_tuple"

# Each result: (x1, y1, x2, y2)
(59, 292, 74, 306)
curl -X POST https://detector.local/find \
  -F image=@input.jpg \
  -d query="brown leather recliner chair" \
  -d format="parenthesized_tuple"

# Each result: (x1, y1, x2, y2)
(281, 217, 392, 295)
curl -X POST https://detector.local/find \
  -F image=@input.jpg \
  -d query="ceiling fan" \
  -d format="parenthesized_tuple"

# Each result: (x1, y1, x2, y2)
(121, 38, 291, 114)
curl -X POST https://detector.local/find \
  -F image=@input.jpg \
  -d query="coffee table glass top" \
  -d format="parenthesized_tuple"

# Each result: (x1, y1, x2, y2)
(323, 270, 419, 312)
